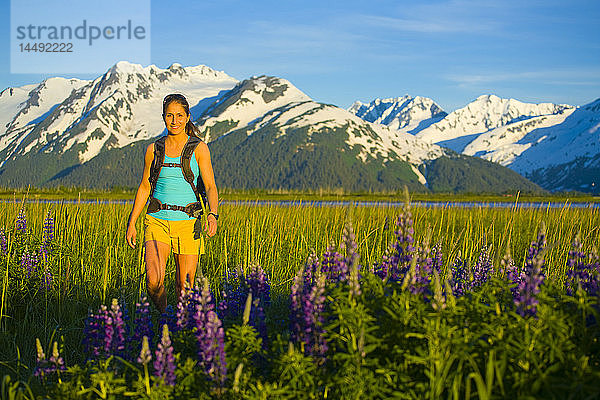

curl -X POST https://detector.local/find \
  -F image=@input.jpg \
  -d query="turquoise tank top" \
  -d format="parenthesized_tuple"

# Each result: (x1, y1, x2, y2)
(152, 154, 200, 221)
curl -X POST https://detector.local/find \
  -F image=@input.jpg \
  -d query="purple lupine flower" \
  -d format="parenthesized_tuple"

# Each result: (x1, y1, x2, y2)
(290, 263, 306, 340)
(83, 306, 108, 358)
(153, 324, 176, 386)
(303, 271, 328, 360)
(525, 226, 547, 269)
(503, 256, 523, 298)
(217, 265, 270, 343)
(341, 222, 359, 270)
(34, 339, 65, 378)
(199, 311, 227, 385)
(450, 253, 470, 297)
(34, 338, 48, 377)
(41, 211, 54, 258)
(515, 227, 547, 317)
(515, 259, 544, 317)
(406, 235, 438, 297)
(108, 299, 128, 357)
(137, 336, 152, 365)
(16, 208, 27, 234)
(20, 249, 37, 278)
(321, 222, 360, 285)
(0, 229, 7, 256)
(102, 306, 114, 356)
(159, 305, 178, 333)
(471, 245, 494, 289)
(41, 267, 53, 291)
(193, 278, 227, 385)
(43, 211, 54, 242)
(244, 264, 270, 342)
(245, 264, 270, 300)
(566, 235, 600, 296)
(341, 223, 361, 297)
(133, 294, 154, 344)
(290, 253, 319, 338)
(82, 299, 128, 359)
(374, 210, 415, 281)
(321, 244, 347, 283)
(218, 268, 244, 319)
(290, 265, 328, 362)
(176, 287, 193, 331)
(48, 341, 66, 372)
(431, 242, 443, 274)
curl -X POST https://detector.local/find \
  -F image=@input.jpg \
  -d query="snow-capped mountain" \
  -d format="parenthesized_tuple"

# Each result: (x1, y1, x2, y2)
(0, 61, 237, 165)
(510, 98, 600, 192)
(0, 62, 541, 193)
(198, 79, 446, 167)
(197, 76, 312, 142)
(415, 95, 573, 149)
(197, 77, 537, 192)
(350, 94, 598, 192)
(348, 96, 447, 133)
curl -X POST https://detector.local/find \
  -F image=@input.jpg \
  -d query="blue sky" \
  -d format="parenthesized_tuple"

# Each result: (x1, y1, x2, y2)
(1, 0, 599, 111)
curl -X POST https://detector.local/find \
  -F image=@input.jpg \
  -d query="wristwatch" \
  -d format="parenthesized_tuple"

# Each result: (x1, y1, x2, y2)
(208, 212, 219, 220)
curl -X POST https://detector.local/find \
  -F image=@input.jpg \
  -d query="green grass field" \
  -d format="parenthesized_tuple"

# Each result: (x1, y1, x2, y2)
(0, 196, 598, 398)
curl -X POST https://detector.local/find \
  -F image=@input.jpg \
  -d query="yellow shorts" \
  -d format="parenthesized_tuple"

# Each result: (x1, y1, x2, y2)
(144, 214, 205, 255)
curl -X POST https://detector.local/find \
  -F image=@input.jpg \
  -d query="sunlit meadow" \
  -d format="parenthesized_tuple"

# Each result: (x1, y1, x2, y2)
(0, 196, 598, 398)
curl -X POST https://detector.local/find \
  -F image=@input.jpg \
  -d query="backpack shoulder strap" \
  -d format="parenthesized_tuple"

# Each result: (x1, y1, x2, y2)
(149, 136, 167, 196)
(180, 136, 203, 201)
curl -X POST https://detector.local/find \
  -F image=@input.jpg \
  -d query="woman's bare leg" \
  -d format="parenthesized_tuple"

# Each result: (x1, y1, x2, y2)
(174, 253, 199, 300)
(145, 240, 171, 313)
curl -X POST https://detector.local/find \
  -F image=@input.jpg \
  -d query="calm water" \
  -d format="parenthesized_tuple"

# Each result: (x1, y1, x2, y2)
(222, 200, 600, 209)
(3, 199, 599, 209)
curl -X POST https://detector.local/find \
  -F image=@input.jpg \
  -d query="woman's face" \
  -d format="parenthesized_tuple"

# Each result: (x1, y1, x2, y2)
(164, 101, 189, 135)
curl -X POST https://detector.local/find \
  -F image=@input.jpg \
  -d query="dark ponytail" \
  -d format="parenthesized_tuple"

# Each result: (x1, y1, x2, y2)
(162, 93, 201, 138)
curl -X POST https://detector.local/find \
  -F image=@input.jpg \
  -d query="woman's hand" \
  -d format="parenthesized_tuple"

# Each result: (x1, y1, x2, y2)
(205, 214, 217, 237)
(126, 224, 137, 248)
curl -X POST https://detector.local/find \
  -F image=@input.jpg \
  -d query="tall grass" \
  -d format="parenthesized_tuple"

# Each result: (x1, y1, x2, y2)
(0, 199, 598, 377)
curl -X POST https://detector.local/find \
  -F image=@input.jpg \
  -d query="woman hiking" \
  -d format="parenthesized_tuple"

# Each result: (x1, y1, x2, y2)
(126, 93, 219, 313)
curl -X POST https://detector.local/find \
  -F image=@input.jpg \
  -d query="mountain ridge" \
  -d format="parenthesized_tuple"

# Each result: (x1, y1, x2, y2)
(348, 94, 598, 193)
(0, 61, 544, 193)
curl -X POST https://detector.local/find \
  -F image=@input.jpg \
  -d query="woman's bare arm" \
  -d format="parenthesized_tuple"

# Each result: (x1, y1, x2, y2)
(195, 141, 218, 237)
(126, 143, 154, 248)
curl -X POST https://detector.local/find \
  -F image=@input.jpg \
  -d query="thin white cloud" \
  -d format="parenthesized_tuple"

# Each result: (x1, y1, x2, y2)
(358, 15, 493, 34)
(446, 68, 600, 86)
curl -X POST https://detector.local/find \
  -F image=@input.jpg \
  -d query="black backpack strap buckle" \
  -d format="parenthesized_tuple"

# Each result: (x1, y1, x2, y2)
(147, 196, 162, 213)
(183, 202, 204, 218)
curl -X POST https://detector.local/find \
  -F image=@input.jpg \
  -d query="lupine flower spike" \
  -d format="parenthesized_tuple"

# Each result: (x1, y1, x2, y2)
(16, 208, 27, 234)
(153, 324, 176, 386)
(515, 224, 546, 316)
(471, 244, 494, 289)
(133, 294, 154, 344)
(193, 277, 227, 385)
(566, 233, 600, 296)
(0, 229, 7, 255)
(137, 336, 152, 365)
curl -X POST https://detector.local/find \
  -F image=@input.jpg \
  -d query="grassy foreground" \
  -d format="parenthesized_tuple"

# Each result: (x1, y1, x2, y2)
(0, 197, 598, 398)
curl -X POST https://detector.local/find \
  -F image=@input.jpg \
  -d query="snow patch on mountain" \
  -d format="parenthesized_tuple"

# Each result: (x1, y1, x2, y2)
(410, 165, 427, 185)
(198, 76, 311, 141)
(508, 98, 600, 174)
(416, 94, 573, 144)
(0, 84, 38, 132)
(349, 95, 447, 133)
(461, 110, 575, 165)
